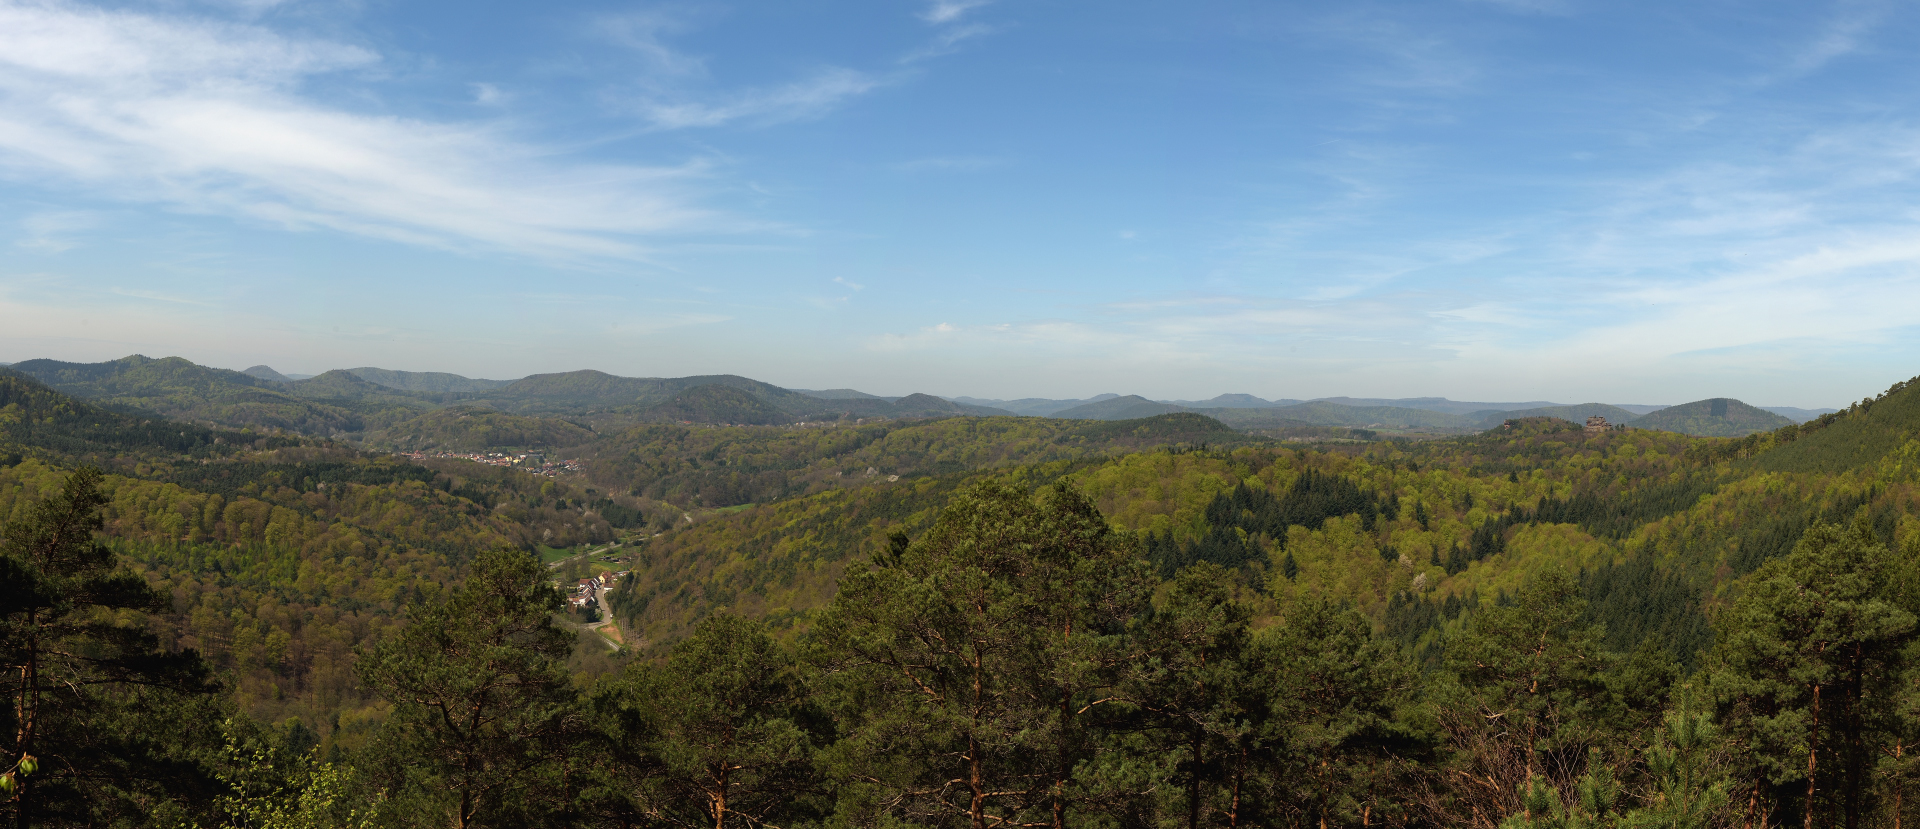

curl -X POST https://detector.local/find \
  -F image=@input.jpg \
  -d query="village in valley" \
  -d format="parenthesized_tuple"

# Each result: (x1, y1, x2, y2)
(397, 449, 585, 476)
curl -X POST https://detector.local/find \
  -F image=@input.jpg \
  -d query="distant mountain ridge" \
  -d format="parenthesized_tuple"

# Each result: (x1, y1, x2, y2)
(242, 365, 295, 384)
(5, 354, 1844, 438)
(1472, 404, 1645, 430)
(948, 394, 1121, 417)
(1159, 394, 1307, 409)
(8, 355, 385, 434)
(794, 389, 894, 401)
(346, 367, 514, 394)
(1760, 406, 1841, 423)
(1306, 396, 1563, 416)
(1050, 396, 1189, 420)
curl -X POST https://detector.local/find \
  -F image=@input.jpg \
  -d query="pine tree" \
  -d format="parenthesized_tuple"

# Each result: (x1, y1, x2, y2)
(356, 547, 587, 829)
(0, 466, 219, 827)
(814, 479, 1154, 829)
(1122, 563, 1255, 829)
(1262, 598, 1424, 827)
(602, 613, 823, 829)
(1708, 520, 1916, 829)
(1433, 569, 1617, 825)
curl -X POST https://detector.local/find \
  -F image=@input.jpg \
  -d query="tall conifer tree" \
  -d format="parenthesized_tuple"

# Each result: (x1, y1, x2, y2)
(357, 547, 586, 829)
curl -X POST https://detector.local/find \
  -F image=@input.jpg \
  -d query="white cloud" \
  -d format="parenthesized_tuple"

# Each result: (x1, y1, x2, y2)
(833, 276, 864, 290)
(1777, 6, 1882, 79)
(1464, 0, 1575, 15)
(597, 9, 710, 77)
(637, 68, 881, 129)
(922, 0, 991, 25)
(16, 209, 96, 252)
(1307, 13, 1478, 92)
(0, 0, 734, 260)
(887, 155, 1002, 172)
(901, 22, 993, 63)
(111, 286, 216, 306)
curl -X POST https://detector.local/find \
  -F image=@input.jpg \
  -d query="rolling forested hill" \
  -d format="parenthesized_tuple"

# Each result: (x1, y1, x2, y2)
(8, 355, 373, 433)
(1632, 396, 1793, 436)
(0, 370, 1258, 734)
(345, 366, 515, 393)
(0, 368, 664, 740)
(1471, 402, 1643, 428)
(12, 354, 1812, 450)
(366, 406, 599, 452)
(1049, 394, 1189, 419)
(604, 374, 1920, 661)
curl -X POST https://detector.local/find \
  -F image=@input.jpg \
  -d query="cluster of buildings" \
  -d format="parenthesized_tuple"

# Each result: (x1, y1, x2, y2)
(396, 450, 584, 476)
(1584, 416, 1628, 434)
(564, 570, 626, 609)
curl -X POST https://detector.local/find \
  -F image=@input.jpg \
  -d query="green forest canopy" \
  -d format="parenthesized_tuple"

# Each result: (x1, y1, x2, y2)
(2, 365, 1915, 826)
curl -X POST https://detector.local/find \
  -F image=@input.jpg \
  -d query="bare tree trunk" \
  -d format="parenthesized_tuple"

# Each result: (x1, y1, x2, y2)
(1320, 758, 1331, 829)
(1188, 729, 1203, 829)
(1847, 651, 1863, 829)
(971, 646, 986, 829)
(1230, 745, 1245, 829)
(1054, 689, 1068, 829)
(713, 763, 730, 829)
(12, 619, 37, 829)
(1896, 741, 1905, 829)
(1807, 683, 1821, 829)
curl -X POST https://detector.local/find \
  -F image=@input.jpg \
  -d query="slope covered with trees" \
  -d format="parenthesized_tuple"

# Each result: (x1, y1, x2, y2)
(1471, 402, 1643, 428)
(8, 356, 1920, 827)
(8, 356, 375, 434)
(1632, 397, 1792, 436)
(345, 367, 514, 393)
(367, 407, 598, 452)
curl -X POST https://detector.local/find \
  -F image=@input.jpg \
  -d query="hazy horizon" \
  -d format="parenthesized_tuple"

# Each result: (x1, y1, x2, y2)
(4, 351, 1859, 413)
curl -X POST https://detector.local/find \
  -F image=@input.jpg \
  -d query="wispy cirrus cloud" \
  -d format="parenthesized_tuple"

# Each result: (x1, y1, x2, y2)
(110, 286, 216, 306)
(595, 7, 887, 130)
(1774, 4, 1884, 79)
(0, 0, 736, 261)
(596, 8, 711, 77)
(636, 68, 882, 129)
(852, 105, 1920, 403)
(16, 210, 97, 253)
(922, 0, 992, 25)
(887, 155, 1002, 173)
(1306, 12, 1479, 92)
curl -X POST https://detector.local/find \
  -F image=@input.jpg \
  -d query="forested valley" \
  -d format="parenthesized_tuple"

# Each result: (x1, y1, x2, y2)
(7, 363, 1920, 828)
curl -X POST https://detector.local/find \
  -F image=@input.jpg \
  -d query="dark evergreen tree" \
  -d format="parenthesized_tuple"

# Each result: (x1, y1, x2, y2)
(599, 613, 824, 829)
(1121, 563, 1256, 829)
(0, 466, 221, 827)
(356, 547, 587, 829)
(814, 480, 1153, 829)
(1430, 569, 1622, 825)
(1708, 520, 1916, 829)
(1261, 598, 1424, 827)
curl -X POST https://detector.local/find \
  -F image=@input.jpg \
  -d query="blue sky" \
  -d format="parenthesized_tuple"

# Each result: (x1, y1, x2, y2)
(2, 0, 1918, 406)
